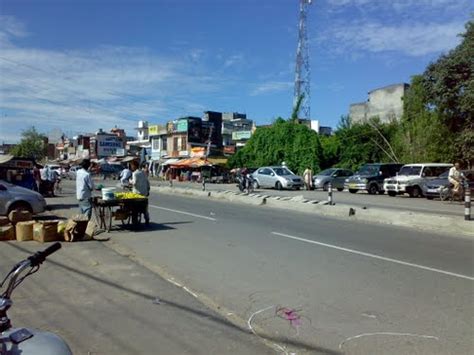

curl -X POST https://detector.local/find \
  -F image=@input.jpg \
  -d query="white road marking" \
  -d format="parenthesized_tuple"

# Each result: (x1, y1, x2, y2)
(271, 232, 474, 281)
(339, 332, 439, 350)
(149, 205, 216, 221)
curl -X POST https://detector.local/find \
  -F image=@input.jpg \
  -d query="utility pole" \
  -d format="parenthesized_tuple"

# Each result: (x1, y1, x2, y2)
(294, 0, 312, 120)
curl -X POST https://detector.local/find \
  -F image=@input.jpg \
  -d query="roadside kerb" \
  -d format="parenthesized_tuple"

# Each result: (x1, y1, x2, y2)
(151, 185, 473, 237)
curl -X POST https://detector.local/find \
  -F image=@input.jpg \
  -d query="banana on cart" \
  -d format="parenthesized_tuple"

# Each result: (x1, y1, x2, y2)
(114, 192, 146, 199)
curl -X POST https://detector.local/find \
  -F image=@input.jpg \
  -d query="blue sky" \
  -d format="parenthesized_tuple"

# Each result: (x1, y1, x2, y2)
(0, 0, 472, 143)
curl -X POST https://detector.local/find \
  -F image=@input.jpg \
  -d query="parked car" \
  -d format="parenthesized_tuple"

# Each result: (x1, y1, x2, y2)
(252, 166, 304, 190)
(383, 163, 452, 198)
(67, 166, 80, 180)
(422, 170, 474, 199)
(313, 168, 353, 191)
(344, 163, 403, 195)
(0, 180, 47, 215)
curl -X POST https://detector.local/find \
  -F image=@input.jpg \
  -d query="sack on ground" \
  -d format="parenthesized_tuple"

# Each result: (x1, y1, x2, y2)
(0, 224, 15, 241)
(0, 216, 10, 226)
(64, 217, 88, 242)
(16, 221, 35, 241)
(84, 220, 99, 240)
(33, 220, 60, 243)
(8, 210, 32, 224)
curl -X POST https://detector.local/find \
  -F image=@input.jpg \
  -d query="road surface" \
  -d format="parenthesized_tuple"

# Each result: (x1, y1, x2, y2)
(95, 188, 474, 354)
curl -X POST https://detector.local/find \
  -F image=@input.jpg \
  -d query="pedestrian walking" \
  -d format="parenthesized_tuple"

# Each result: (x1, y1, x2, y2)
(131, 160, 150, 224)
(119, 163, 132, 188)
(303, 167, 313, 191)
(76, 159, 94, 220)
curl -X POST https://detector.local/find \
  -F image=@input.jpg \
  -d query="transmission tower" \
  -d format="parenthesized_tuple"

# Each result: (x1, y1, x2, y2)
(294, 0, 312, 120)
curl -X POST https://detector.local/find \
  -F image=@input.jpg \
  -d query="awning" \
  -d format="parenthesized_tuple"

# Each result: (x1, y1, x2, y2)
(0, 155, 14, 165)
(172, 157, 208, 168)
(121, 156, 139, 163)
(161, 158, 181, 166)
(207, 158, 228, 166)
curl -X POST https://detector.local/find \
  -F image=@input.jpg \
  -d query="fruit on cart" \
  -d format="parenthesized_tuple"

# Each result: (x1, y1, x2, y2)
(114, 192, 146, 199)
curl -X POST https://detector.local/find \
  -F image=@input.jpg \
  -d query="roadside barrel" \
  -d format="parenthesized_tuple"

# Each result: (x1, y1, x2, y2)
(465, 185, 471, 221)
(328, 182, 334, 205)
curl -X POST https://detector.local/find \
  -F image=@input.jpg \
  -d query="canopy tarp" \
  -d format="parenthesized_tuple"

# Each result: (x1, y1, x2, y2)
(0, 155, 14, 165)
(171, 157, 208, 168)
(207, 157, 228, 166)
(161, 158, 181, 166)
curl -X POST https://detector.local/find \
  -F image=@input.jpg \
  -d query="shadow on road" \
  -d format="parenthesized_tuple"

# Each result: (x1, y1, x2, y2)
(6, 243, 341, 355)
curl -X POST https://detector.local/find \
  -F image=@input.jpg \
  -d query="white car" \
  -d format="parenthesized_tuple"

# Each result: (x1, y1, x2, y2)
(383, 163, 452, 198)
(0, 180, 47, 215)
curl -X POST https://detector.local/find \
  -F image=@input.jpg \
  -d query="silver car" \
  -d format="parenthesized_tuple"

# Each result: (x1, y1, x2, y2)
(313, 168, 353, 191)
(252, 166, 304, 190)
(0, 180, 47, 215)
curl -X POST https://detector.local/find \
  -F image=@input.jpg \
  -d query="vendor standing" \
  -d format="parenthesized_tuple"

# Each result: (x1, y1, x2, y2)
(130, 160, 150, 224)
(76, 159, 94, 220)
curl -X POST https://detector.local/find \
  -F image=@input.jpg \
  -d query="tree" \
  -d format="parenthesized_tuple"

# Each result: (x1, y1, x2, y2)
(393, 75, 454, 163)
(228, 119, 323, 175)
(11, 127, 47, 161)
(423, 19, 474, 166)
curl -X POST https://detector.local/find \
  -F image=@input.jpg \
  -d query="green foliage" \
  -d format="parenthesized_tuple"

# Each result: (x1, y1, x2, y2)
(333, 117, 399, 171)
(11, 127, 47, 161)
(393, 75, 455, 163)
(422, 19, 473, 165)
(228, 119, 322, 175)
(291, 94, 304, 122)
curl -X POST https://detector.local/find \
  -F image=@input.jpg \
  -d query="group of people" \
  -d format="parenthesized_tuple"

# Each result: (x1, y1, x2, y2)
(76, 159, 150, 224)
(33, 164, 61, 196)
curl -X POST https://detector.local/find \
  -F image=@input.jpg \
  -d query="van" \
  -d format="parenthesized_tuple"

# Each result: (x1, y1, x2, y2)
(383, 163, 452, 198)
(344, 163, 403, 195)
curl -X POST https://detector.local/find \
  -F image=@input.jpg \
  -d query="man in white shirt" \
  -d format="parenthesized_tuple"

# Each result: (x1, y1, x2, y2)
(119, 164, 132, 187)
(76, 159, 94, 220)
(448, 161, 464, 198)
(131, 160, 150, 224)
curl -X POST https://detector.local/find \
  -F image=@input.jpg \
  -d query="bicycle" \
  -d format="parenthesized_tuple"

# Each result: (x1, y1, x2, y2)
(0, 243, 72, 354)
(440, 180, 468, 202)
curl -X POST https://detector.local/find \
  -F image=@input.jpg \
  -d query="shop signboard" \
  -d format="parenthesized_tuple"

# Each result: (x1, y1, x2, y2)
(149, 124, 166, 136)
(177, 120, 188, 132)
(224, 146, 236, 154)
(179, 150, 189, 157)
(191, 147, 205, 157)
(96, 135, 124, 157)
(232, 131, 252, 140)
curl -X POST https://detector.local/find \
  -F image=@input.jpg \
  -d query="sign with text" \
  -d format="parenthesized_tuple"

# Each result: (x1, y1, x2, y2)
(96, 135, 124, 157)
(148, 125, 166, 136)
(231, 131, 252, 140)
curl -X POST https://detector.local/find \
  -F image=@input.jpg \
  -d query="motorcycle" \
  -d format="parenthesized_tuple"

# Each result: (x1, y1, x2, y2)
(0, 243, 72, 354)
(237, 174, 255, 195)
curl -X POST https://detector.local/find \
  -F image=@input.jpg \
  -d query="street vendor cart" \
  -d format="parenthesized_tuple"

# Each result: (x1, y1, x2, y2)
(92, 194, 148, 232)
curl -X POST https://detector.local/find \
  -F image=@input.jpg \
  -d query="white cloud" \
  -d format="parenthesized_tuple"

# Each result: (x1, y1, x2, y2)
(317, 20, 465, 57)
(224, 54, 245, 68)
(0, 19, 230, 142)
(251, 81, 293, 96)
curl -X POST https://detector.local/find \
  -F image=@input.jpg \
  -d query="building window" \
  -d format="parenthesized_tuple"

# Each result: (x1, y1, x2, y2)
(181, 136, 187, 151)
(173, 137, 179, 151)
(162, 137, 167, 151)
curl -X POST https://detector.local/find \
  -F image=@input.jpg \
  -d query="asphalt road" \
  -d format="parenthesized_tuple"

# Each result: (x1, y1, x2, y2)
(151, 180, 466, 217)
(107, 190, 474, 354)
